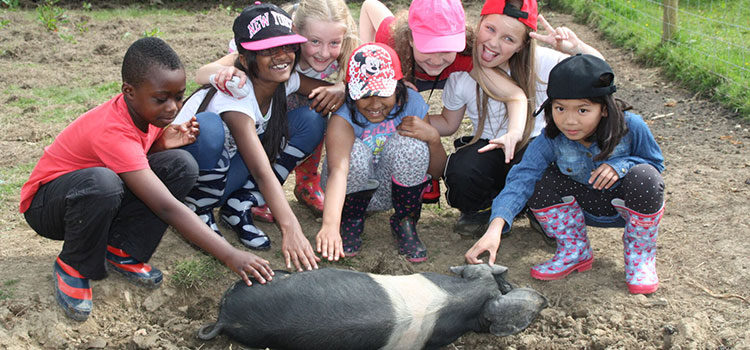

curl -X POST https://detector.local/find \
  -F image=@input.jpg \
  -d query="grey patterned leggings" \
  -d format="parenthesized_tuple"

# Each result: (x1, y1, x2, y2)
(321, 133, 430, 211)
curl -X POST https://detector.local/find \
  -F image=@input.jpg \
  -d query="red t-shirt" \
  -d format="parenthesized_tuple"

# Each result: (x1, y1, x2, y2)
(19, 93, 164, 213)
(375, 15, 473, 83)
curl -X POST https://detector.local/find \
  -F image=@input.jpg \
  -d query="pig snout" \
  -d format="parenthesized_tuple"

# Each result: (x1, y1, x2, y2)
(482, 287, 548, 337)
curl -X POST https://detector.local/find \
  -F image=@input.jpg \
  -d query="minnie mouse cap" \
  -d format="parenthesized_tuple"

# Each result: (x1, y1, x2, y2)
(409, 0, 466, 53)
(233, 1, 307, 51)
(346, 43, 403, 101)
(481, 0, 538, 30)
(534, 54, 617, 116)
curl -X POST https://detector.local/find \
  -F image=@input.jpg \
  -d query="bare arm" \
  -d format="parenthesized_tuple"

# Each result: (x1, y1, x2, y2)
(315, 115, 356, 261)
(119, 169, 274, 286)
(465, 217, 506, 265)
(427, 106, 466, 137)
(529, 15, 604, 59)
(358, 0, 394, 42)
(397, 115, 447, 180)
(222, 111, 320, 271)
(194, 53, 245, 88)
(470, 67, 528, 163)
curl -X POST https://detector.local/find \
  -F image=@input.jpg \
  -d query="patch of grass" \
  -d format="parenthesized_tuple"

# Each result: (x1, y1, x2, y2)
(0, 163, 35, 202)
(170, 256, 223, 289)
(0, 279, 19, 300)
(4, 82, 121, 123)
(0, 19, 10, 28)
(547, 0, 750, 118)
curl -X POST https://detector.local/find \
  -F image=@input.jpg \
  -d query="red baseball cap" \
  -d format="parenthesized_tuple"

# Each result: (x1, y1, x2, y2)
(481, 0, 538, 30)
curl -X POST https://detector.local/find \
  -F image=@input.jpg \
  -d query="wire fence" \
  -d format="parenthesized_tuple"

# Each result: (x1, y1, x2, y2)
(553, 0, 750, 116)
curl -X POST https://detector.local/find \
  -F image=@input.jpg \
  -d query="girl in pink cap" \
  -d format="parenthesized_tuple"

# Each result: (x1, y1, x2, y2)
(315, 43, 446, 263)
(195, 0, 360, 220)
(359, 0, 529, 204)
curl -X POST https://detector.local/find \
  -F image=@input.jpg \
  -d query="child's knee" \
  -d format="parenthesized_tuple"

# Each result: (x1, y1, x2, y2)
(288, 107, 326, 152)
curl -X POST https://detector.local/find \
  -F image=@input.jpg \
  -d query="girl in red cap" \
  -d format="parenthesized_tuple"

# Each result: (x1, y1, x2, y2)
(425, 0, 605, 239)
(315, 43, 446, 263)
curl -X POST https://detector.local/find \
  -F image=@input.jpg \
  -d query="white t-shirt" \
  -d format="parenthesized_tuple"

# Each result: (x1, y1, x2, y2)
(442, 46, 568, 139)
(175, 72, 301, 157)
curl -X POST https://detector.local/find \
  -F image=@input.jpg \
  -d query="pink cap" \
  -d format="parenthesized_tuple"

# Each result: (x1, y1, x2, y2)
(408, 0, 466, 53)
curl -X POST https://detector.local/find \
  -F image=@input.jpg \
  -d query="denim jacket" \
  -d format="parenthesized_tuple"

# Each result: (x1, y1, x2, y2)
(490, 112, 664, 233)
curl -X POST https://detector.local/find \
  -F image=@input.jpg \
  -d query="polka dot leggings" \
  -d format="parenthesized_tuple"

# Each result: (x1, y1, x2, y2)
(527, 163, 664, 215)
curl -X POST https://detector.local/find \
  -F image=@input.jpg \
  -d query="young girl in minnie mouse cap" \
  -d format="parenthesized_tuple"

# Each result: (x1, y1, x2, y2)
(315, 43, 446, 263)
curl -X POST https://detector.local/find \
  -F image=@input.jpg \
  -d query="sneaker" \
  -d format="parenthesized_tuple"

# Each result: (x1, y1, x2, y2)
(53, 257, 92, 321)
(105, 246, 163, 288)
(454, 209, 492, 238)
(422, 179, 441, 204)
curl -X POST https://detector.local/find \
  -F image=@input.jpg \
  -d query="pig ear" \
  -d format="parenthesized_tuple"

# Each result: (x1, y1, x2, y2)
(449, 265, 467, 276)
(490, 264, 508, 276)
(485, 288, 548, 337)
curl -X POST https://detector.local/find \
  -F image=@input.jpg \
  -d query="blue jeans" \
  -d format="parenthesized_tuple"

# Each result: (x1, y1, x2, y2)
(183, 107, 325, 204)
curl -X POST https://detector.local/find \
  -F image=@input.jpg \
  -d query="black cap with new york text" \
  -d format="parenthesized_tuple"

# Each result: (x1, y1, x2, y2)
(232, 1, 307, 52)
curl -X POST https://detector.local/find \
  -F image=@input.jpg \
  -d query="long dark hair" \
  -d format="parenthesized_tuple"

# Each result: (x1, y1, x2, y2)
(543, 84, 632, 161)
(345, 80, 409, 128)
(234, 46, 301, 163)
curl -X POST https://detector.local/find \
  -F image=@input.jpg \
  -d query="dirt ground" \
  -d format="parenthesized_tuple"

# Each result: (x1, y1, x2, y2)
(1, 3, 749, 350)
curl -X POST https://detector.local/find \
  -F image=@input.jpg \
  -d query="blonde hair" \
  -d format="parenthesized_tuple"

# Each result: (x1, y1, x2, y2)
(285, 0, 360, 81)
(466, 14, 537, 150)
(390, 11, 475, 85)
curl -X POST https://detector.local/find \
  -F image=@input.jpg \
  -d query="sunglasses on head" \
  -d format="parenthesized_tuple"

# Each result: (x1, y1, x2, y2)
(255, 44, 300, 57)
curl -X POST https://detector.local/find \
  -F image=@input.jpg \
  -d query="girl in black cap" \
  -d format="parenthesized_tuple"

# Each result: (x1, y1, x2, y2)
(465, 54, 665, 295)
(176, 2, 333, 272)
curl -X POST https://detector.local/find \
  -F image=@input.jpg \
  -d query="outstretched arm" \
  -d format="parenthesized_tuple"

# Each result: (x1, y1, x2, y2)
(471, 67, 528, 163)
(119, 169, 274, 286)
(465, 217, 506, 265)
(315, 115, 356, 261)
(222, 111, 320, 272)
(529, 15, 604, 59)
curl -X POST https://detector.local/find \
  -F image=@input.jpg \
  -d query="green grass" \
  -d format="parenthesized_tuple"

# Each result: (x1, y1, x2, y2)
(547, 0, 750, 119)
(0, 163, 35, 201)
(3, 81, 121, 123)
(169, 256, 224, 289)
(0, 279, 19, 300)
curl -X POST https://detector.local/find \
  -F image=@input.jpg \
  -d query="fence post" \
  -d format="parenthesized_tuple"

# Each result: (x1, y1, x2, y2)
(662, 0, 678, 42)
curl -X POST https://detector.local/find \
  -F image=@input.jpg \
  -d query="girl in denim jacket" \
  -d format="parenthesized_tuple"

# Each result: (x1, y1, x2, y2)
(465, 54, 665, 295)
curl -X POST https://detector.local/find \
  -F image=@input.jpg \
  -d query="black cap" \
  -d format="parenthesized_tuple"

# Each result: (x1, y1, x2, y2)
(232, 1, 306, 52)
(535, 54, 617, 116)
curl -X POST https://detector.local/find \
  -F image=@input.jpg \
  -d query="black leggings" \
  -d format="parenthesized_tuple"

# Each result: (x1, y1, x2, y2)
(527, 163, 664, 215)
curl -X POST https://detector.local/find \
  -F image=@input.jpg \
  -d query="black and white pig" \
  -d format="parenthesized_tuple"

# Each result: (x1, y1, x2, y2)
(198, 264, 547, 350)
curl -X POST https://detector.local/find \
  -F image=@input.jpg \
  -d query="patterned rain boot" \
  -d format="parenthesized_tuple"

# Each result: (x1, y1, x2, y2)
(390, 177, 430, 263)
(105, 246, 163, 288)
(183, 149, 230, 236)
(294, 141, 325, 217)
(53, 257, 92, 321)
(530, 196, 593, 280)
(612, 199, 664, 294)
(340, 180, 379, 256)
(220, 187, 271, 250)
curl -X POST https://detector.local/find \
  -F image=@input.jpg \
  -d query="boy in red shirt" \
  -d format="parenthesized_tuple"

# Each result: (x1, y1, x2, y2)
(20, 37, 274, 322)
